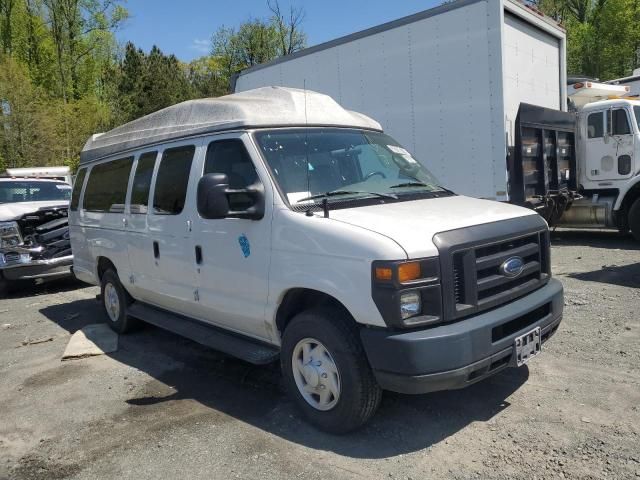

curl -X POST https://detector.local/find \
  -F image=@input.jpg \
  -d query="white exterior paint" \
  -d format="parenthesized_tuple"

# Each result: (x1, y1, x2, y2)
(573, 98, 640, 209)
(70, 88, 542, 345)
(502, 11, 561, 138)
(608, 68, 640, 97)
(235, 0, 567, 202)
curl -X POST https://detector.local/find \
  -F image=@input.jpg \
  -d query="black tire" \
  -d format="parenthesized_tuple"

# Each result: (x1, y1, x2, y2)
(629, 198, 640, 242)
(280, 308, 382, 434)
(0, 276, 8, 298)
(100, 269, 137, 334)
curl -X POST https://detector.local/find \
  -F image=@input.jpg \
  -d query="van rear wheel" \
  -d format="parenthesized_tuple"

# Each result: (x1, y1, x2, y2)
(629, 198, 640, 242)
(100, 269, 137, 334)
(280, 308, 382, 434)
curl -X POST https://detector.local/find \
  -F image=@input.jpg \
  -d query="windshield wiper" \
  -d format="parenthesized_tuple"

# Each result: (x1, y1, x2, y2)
(389, 182, 429, 188)
(297, 190, 397, 203)
(390, 182, 455, 195)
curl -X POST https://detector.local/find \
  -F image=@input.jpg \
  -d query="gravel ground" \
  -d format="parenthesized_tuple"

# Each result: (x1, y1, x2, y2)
(0, 229, 639, 480)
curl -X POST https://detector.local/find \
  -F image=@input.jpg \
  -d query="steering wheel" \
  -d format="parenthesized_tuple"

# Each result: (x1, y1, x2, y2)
(365, 171, 387, 181)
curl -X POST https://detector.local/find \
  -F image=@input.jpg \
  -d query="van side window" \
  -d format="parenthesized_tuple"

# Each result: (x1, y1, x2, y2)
(130, 152, 157, 214)
(611, 109, 631, 135)
(204, 139, 259, 211)
(587, 112, 603, 138)
(84, 157, 134, 213)
(153, 145, 195, 215)
(70, 168, 87, 211)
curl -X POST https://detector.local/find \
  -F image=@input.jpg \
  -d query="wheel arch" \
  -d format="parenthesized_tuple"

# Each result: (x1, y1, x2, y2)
(96, 256, 117, 281)
(275, 288, 357, 337)
(615, 176, 640, 212)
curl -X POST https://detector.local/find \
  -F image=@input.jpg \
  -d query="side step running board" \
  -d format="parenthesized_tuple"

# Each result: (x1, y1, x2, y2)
(127, 302, 279, 365)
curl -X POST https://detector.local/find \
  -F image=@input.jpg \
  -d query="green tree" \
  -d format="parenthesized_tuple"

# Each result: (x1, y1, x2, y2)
(0, 0, 15, 54)
(210, 5, 306, 95)
(188, 55, 229, 98)
(534, 0, 640, 79)
(112, 44, 195, 123)
(0, 55, 58, 168)
(267, 0, 306, 56)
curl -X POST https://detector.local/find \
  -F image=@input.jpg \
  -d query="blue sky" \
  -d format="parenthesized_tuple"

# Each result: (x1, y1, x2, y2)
(116, 1, 442, 61)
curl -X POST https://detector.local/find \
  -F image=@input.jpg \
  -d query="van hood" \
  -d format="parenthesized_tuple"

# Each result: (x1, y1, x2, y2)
(0, 201, 69, 221)
(329, 195, 540, 258)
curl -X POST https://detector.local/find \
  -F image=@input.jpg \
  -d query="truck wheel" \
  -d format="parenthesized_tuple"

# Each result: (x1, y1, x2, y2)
(100, 269, 137, 334)
(280, 308, 382, 434)
(0, 276, 8, 298)
(629, 198, 640, 242)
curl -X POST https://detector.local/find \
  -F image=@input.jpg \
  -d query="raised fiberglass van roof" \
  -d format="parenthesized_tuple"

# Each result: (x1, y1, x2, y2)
(80, 86, 382, 165)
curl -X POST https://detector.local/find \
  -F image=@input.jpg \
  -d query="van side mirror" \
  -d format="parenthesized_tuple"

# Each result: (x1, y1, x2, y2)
(197, 173, 265, 220)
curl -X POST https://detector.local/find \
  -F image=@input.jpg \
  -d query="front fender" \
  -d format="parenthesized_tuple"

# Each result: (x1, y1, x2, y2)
(614, 174, 640, 210)
(266, 209, 408, 332)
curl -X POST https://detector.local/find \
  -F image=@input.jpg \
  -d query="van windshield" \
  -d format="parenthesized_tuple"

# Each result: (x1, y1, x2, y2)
(254, 129, 450, 209)
(0, 181, 72, 204)
(634, 106, 640, 131)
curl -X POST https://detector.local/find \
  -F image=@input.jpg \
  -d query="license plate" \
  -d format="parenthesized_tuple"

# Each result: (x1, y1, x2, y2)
(515, 327, 541, 367)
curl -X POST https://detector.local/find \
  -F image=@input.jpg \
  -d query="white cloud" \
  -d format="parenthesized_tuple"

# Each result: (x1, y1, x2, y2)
(189, 38, 210, 54)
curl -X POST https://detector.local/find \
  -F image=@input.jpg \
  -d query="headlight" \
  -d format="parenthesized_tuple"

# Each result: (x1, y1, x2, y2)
(0, 221, 22, 248)
(372, 258, 442, 328)
(400, 291, 421, 319)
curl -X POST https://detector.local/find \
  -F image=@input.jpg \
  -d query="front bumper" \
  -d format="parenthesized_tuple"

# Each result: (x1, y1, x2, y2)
(0, 254, 73, 281)
(360, 278, 563, 394)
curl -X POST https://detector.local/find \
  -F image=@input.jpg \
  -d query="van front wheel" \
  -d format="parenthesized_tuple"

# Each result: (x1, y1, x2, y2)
(280, 308, 382, 434)
(100, 270, 136, 334)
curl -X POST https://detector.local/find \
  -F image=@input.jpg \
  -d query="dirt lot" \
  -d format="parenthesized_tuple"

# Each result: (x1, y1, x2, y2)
(1, 229, 639, 480)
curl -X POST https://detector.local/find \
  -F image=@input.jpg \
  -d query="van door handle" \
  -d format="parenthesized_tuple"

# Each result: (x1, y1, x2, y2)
(195, 245, 203, 265)
(153, 241, 160, 258)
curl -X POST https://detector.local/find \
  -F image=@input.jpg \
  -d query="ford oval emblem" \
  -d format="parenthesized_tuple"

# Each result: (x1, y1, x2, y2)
(500, 257, 525, 278)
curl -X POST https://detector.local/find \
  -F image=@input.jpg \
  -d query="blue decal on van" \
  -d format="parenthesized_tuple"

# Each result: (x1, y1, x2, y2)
(238, 234, 251, 258)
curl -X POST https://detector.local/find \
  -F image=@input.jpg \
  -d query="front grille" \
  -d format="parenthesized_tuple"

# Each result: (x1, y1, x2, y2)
(433, 216, 551, 323)
(16, 207, 70, 260)
(3, 252, 20, 263)
(451, 231, 549, 318)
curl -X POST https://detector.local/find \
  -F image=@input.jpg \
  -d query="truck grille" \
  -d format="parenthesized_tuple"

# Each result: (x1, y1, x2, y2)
(433, 216, 551, 322)
(15, 207, 70, 260)
(3, 252, 20, 263)
(452, 232, 548, 315)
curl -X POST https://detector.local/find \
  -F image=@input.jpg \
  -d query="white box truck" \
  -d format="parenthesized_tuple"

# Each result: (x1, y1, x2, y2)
(234, 0, 577, 223)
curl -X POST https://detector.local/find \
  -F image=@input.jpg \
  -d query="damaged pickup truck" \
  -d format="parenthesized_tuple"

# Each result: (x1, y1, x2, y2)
(0, 177, 73, 294)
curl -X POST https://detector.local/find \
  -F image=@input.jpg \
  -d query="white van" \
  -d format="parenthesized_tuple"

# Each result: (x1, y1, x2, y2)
(70, 87, 563, 433)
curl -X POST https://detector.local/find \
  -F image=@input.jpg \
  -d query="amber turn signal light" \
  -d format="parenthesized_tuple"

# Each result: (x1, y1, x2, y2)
(398, 262, 421, 283)
(375, 267, 393, 281)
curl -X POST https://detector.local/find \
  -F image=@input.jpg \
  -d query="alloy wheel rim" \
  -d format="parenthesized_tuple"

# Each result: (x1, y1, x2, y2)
(291, 338, 341, 411)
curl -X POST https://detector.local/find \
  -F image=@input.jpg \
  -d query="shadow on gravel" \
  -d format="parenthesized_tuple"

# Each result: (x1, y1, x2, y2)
(550, 229, 639, 250)
(1, 276, 87, 300)
(39, 297, 528, 459)
(568, 263, 640, 288)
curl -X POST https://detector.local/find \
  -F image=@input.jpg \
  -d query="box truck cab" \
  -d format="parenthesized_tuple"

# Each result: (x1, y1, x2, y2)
(70, 87, 563, 433)
(558, 82, 640, 239)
